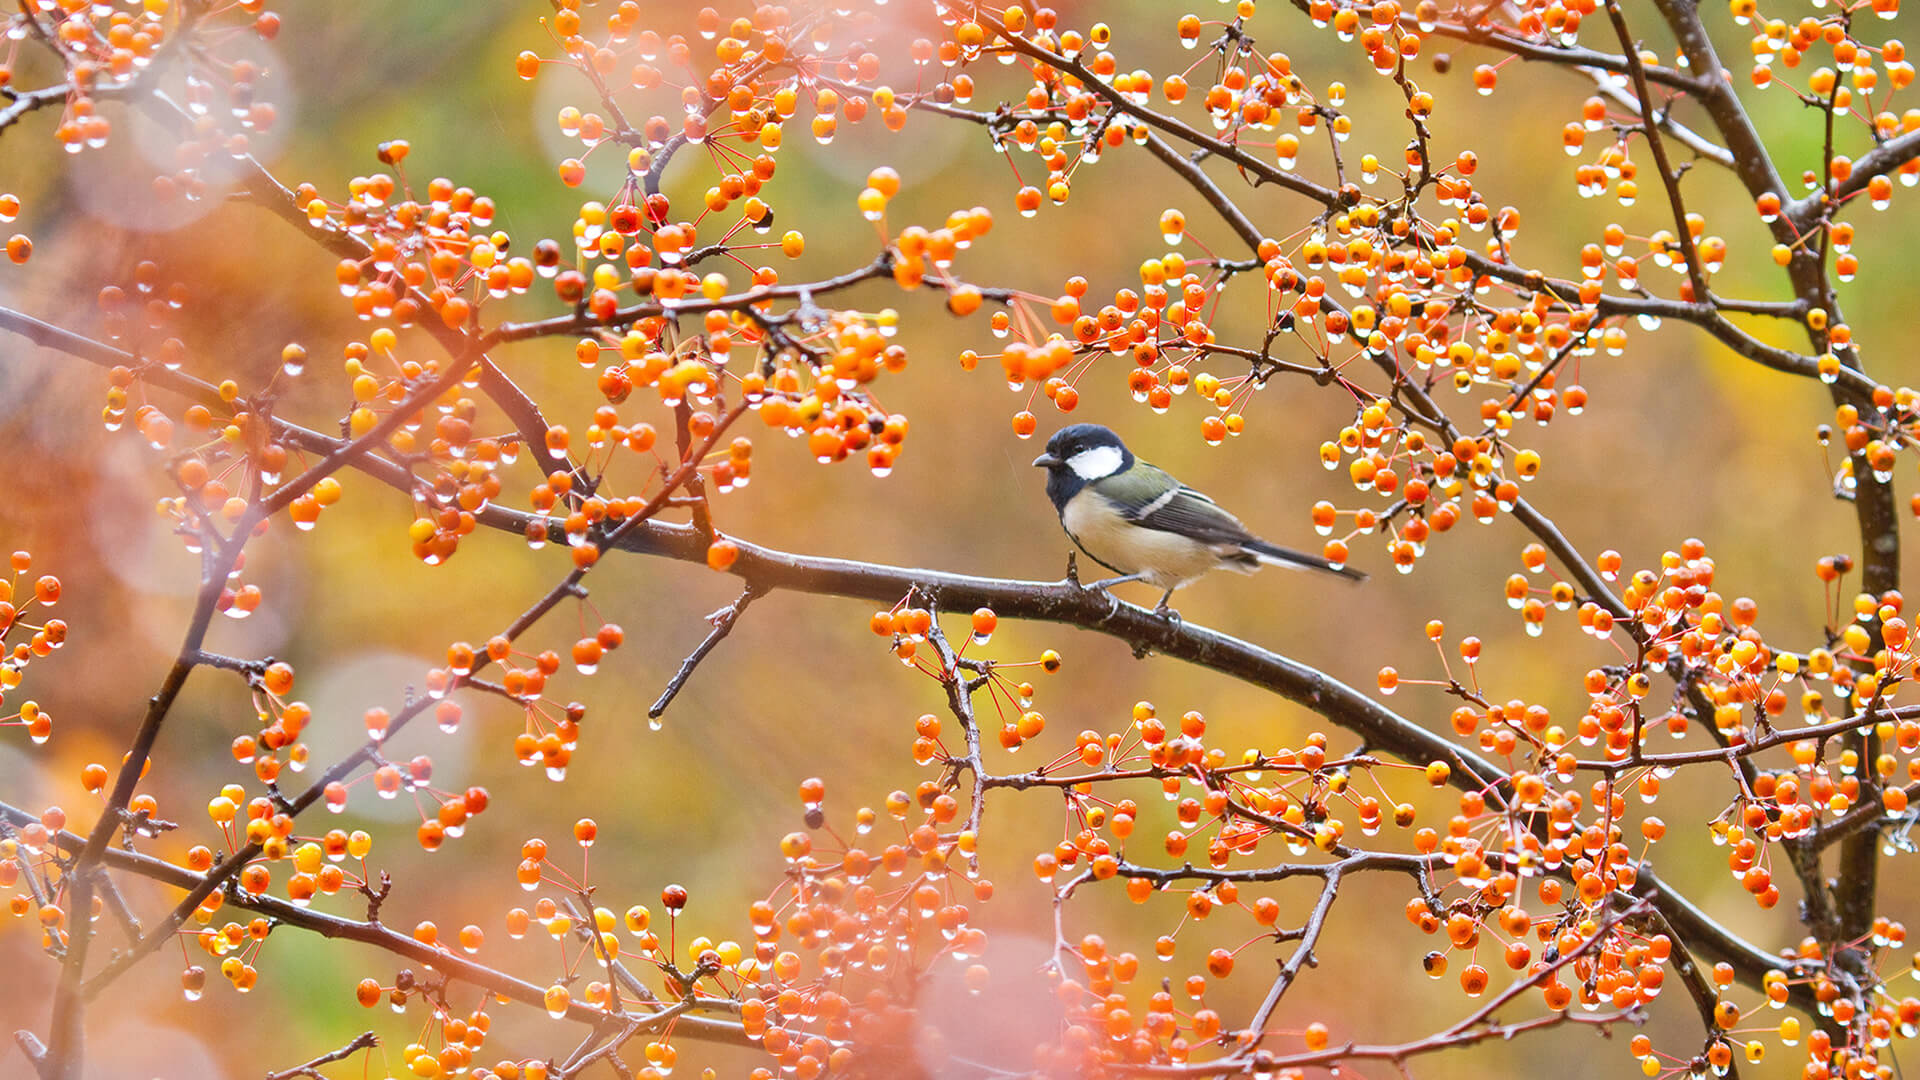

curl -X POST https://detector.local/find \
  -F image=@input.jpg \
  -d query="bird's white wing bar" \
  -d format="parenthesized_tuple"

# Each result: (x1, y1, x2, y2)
(1132, 486, 1181, 518)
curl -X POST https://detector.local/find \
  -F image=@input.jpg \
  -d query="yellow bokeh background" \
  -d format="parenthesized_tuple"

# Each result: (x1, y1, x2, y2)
(2, 2, 1918, 1077)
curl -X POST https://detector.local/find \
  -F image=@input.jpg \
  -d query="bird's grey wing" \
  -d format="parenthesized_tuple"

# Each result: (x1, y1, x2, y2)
(1103, 464, 1255, 546)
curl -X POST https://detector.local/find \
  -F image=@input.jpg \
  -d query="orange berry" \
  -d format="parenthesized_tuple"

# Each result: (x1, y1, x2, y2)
(1205, 948, 1234, 977)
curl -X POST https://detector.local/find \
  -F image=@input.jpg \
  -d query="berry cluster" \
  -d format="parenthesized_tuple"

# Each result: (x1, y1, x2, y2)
(0, 550, 65, 744)
(6, 0, 1920, 1079)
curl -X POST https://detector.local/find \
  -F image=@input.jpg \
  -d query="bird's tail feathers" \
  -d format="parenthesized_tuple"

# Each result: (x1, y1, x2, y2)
(1241, 538, 1368, 582)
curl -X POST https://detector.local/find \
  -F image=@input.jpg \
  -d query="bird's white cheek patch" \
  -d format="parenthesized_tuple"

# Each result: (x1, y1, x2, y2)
(1068, 445, 1124, 480)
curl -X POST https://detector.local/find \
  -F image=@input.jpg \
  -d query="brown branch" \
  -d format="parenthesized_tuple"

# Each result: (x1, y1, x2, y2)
(1648, 0, 1791, 219)
(0, 34, 164, 136)
(489, 250, 900, 343)
(925, 621, 991, 846)
(262, 1031, 379, 1080)
(1131, 1010, 1626, 1077)
(1103, 850, 1432, 887)
(1130, 898, 1646, 1075)
(12, 1031, 52, 1080)
(226, 149, 576, 495)
(648, 582, 766, 719)
(0, 307, 395, 472)
(0, 800, 751, 1048)
(1816, 779, 1919, 851)
(1574, 704, 1920, 773)
(0, 83, 76, 133)
(1787, 129, 1920, 226)
(45, 650, 205, 1078)
(1576, 67, 1733, 169)
(1403, 13, 1705, 93)
(1649, 0, 1891, 946)
(0, 261, 1792, 1009)
(1138, 132, 1264, 250)
(1603, 0, 1709, 302)
(1640, 905, 1743, 1080)
(986, 17, 1342, 209)
(1456, 251, 1866, 393)
(1239, 867, 1343, 1054)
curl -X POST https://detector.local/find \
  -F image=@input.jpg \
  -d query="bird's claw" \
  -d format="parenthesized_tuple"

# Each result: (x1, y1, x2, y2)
(1080, 582, 1122, 620)
(1153, 601, 1183, 629)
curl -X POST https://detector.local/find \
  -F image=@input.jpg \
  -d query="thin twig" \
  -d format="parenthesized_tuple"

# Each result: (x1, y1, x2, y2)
(262, 1031, 379, 1080)
(649, 583, 767, 718)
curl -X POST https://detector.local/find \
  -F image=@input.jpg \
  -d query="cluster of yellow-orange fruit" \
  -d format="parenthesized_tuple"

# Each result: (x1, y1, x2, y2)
(16, 0, 1920, 1076)
(517, 8, 1025, 487)
(423, 638, 596, 777)
(309, 153, 520, 332)
(1822, 393, 1920, 519)
(0, 0, 275, 154)
(3, 806, 79, 954)
(0, 0, 286, 284)
(1734, 0, 1907, 92)
(916, 7, 1624, 594)
(1381, 535, 1920, 1078)
(1307, 401, 1544, 574)
(731, 772, 999, 1079)
(0, 550, 65, 739)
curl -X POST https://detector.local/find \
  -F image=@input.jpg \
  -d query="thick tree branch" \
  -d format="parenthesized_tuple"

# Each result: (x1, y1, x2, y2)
(1787, 129, 1920, 227)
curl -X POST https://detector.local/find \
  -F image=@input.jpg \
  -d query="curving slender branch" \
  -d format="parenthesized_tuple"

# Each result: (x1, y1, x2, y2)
(648, 582, 766, 718)
(1603, 0, 1708, 301)
(263, 1031, 379, 1080)
(1399, 14, 1705, 93)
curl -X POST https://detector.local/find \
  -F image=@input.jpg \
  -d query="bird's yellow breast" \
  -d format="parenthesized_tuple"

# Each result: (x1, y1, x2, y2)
(1061, 491, 1238, 589)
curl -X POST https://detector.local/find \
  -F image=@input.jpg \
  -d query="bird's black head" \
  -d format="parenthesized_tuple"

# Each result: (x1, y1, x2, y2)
(1032, 423, 1133, 511)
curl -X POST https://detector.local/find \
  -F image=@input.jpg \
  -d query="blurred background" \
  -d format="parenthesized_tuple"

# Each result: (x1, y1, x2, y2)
(1, 1, 1915, 1077)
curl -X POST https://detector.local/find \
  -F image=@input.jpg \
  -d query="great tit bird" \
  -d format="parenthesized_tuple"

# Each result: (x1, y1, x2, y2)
(1032, 423, 1364, 616)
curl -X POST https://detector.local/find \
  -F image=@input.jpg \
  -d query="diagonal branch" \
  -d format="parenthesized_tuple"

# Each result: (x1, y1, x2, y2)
(648, 582, 767, 718)
(1603, 0, 1709, 301)
(262, 1031, 379, 1080)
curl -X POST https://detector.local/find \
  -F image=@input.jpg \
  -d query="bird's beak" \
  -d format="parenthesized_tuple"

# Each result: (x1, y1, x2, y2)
(1031, 452, 1062, 468)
